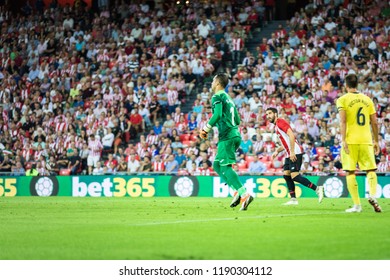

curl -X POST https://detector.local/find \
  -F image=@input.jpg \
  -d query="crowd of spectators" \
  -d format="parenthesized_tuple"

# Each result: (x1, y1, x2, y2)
(0, 0, 389, 177)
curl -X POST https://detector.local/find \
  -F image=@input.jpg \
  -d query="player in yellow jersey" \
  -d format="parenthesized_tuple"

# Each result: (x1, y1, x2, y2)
(336, 74, 382, 213)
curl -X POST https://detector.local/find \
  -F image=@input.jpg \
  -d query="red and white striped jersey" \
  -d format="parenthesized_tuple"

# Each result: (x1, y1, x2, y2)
(306, 77, 316, 88)
(312, 89, 323, 101)
(265, 84, 275, 96)
(152, 161, 165, 172)
(0, 123, 8, 132)
(337, 69, 348, 80)
(155, 46, 166, 58)
(10, 127, 19, 140)
(146, 134, 159, 146)
(167, 89, 178, 106)
(232, 38, 243, 51)
(184, 146, 199, 156)
(353, 33, 363, 46)
(253, 140, 264, 153)
(197, 119, 208, 130)
(377, 161, 389, 173)
(242, 111, 256, 123)
(34, 150, 43, 162)
(22, 148, 33, 162)
(21, 89, 29, 101)
(97, 53, 110, 62)
(172, 112, 181, 123)
(275, 118, 303, 156)
(88, 139, 103, 157)
(2, 110, 8, 123)
(56, 122, 68, 133)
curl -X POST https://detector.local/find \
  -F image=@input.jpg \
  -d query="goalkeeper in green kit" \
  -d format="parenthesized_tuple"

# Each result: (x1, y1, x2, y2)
(200, 73, 254, 211)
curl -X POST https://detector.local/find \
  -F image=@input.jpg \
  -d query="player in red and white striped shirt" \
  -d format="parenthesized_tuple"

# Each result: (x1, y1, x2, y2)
(266, 107, 324, 205)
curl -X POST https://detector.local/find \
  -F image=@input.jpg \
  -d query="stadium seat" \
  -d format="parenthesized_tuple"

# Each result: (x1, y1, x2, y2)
(237, 162, 247, 169)
(316, 147, 326, 157)
(182, 140, 194, 147)
(245, 155, 255, 165)
(189, 134, 198, 141)
(59, 169, 71, 176)
(264, 161, 273, 169)
(311, 161, 319, 168)
(238, 168, 248, 173)
(274, 168, 284, 176)
(83, 100, 91, 109)
(179, 134, 190, 142)
(263, 169, 275, 176)
(177, 169, 188, 176)
(260, 155, 270, 162)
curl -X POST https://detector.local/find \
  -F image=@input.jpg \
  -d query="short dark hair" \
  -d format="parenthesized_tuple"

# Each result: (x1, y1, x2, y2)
(266, 107, 278, 114)
(345, 74, 358, 89)
(214, 73, 229, 88)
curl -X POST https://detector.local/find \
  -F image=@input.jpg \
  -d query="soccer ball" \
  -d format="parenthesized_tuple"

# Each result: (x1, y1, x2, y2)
(35, 177, 54, 197)
(323, 177, 344, 198)
(174, 177, 194, 198)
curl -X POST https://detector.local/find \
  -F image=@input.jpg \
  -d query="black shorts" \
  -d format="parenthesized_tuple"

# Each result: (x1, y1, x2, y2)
(283, 154, 303, 172)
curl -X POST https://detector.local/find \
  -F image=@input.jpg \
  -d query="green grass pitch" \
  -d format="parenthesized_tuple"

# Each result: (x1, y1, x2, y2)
(1, 197, 389, 260)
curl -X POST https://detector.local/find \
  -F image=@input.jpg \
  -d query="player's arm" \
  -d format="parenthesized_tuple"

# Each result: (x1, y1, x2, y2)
(200, 101, 222, 139)
(370, 113, 380, 155)
(338, 109, 348, 154)
(286, 128, 297, 162)
(271, 145, 284, 159)
(336, 98, 349, 154)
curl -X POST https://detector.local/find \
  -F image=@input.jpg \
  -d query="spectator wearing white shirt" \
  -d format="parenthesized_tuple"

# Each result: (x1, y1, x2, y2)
(196, 19, 211, 39)
(324, 17, 337, 32)
(102, 127, 115, 150)
(93, 102, 107, 118)
(127, 154, 140, 173)
(251, 71, 263, 92)
(63, 14, 74, 30)
(92, 162, 104, 175)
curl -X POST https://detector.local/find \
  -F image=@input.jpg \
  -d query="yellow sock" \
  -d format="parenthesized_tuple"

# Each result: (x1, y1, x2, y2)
(367, 171, 378, 198)
(346, 174, 360, 206)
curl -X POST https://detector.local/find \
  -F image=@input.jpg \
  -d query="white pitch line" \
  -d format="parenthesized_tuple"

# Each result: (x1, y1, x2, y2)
(130, 211, 347, 227)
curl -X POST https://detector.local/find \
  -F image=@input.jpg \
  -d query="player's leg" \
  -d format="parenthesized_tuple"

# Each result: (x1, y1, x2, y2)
(282, 159, 298, 205)
(221, 137, 253, 210)
(213, 142, 233, 196)
(345, 171, 362, 212)
(358, 145, 382, 212)
(367, 170, 382, 212)
(215, 139, 243, 207)
(213, 160, 229, 183)
(290, 154, 324, 203)
(342, 144, 362, 212)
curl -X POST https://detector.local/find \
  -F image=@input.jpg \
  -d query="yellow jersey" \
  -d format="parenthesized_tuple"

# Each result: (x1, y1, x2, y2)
(336, 92, 376, 144)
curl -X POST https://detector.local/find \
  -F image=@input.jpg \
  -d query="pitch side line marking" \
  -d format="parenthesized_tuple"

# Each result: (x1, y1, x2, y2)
(131, 212, 347, 226)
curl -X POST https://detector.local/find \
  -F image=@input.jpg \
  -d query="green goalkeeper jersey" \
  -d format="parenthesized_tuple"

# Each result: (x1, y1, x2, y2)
(210, 90, 241, 141)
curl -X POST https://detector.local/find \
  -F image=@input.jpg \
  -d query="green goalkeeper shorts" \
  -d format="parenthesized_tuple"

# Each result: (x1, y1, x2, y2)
(214, 136, 241, 166)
